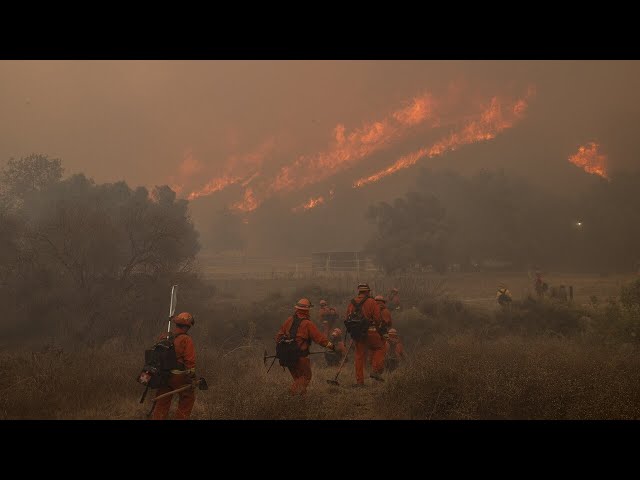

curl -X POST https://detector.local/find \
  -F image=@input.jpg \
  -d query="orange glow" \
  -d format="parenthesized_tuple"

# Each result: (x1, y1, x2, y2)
(291, 196, 325, 213)
(168, 150, 204, 196)
(187, 175, 240, 201)
(231, 187, 259, 212)
(169, 184, 183, 195)
(179, 86, 535, 214)
(354, 90, 533, 188)
(185, 139, 275, 201)
(268, 94, 438, 195)
(568, 142, 608, 178)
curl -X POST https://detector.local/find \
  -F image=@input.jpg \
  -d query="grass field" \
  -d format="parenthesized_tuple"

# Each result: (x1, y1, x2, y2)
(2, 270, 639, 420)
(206, 270, 636, 311)
(2, 334, 640, 420)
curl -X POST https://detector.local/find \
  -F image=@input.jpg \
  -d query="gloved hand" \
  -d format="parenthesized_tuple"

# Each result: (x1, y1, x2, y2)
(326, 342, 335, 351)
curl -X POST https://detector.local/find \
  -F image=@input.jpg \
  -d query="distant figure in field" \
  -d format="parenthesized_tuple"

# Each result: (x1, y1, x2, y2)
(324, 307, 340, 337)
(317, 299, 328, 326)
(388, 287, 401, 311)
(496, 285, 513, 307)
(384, 328, 405, 372)
(317, 299, 337, 336)
(534, 271, 546, 297)
(557, 285, 568, 302)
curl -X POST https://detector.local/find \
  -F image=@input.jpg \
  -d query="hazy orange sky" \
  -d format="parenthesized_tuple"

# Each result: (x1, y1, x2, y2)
(2, 61, 640, 199)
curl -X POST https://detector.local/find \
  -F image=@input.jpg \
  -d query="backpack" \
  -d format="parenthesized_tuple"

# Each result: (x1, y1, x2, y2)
(276, 314, 305, 368)
(344, 297, 370, 340)
(136, 333, 186, 389)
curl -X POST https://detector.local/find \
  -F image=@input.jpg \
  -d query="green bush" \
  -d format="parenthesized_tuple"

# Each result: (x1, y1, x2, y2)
(492, 297, 586, 337)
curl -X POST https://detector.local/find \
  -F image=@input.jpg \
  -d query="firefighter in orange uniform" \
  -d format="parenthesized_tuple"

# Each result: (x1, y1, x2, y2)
(384, 328, 405, 372)
(318, 299, 330, 335)
(345, 283, 385, 386)
(388, 287, 401, 311)
(324, 328, 347, 367)
(371, 295, 393, 374)
(152, 312, 197, 420)
(325, 307, 339, 337)
(375, 295, 393, 330)
(275, 298, 334, 395)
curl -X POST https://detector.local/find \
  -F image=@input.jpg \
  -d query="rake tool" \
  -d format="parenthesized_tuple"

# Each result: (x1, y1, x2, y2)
(326, 338, 354, 386)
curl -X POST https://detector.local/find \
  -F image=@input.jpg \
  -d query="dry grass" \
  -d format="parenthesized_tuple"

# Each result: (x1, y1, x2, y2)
(2, 272, 639, 420)
(381, 335, 640, 420)
(2, 335, 639, 420)
(0, 342, 383, 420)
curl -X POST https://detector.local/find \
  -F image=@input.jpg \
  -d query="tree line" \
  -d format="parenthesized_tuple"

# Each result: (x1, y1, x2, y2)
(365, 168, 640, 273)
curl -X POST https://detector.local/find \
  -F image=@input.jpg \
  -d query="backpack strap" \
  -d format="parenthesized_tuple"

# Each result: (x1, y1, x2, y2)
(165, 332, 187, 341)
(351, 296, 367, 313)
(171, 333, 188, 370)
(287, 314, 305, 340)
(288, 314, 311, 355)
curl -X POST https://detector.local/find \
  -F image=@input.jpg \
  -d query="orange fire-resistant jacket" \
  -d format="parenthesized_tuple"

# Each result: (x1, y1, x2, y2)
(379, 304, 393, 329)
(276, 310, 330, 353)
(346, 293, 381, 326)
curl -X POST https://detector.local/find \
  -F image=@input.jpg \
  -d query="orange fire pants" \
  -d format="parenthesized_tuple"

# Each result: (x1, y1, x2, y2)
(288, 356, 312, 395)
(152, 374, 196, 420)
(355, 330, 386, 384)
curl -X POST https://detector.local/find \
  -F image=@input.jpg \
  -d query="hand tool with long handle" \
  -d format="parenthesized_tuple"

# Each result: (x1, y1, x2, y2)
(145, 377, 208, 419)
(326, 338, 354, 385)
(167, 285, 178, 333)
(151, 377, 209, 403)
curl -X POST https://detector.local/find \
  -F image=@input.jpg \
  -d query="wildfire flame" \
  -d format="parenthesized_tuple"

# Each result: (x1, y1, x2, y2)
(231, 187, 259, 212)
(291, 196, 325, 213)
(568, 142, 608, 178)
(187, 176, 240, 201)
(269, 94, 438, 195)
(186, 139, 275, 201)
(177, 86, 535, 214)
(354, 92, 532, 188)
(229, 94, 441, 212)
(168, 150, 204, 197)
